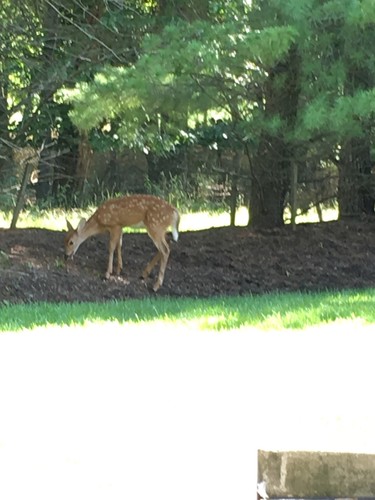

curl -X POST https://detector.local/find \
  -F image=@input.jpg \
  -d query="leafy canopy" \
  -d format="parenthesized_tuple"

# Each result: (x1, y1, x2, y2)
(69, 10, 298, 150)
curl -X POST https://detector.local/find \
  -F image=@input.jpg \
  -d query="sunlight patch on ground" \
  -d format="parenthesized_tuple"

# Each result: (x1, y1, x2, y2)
(179, 206, 249, 231)
(0, 207, 250, 232)
(25, 315, 373, 334)
(0, 205, 338, 231)
(291, 207, 338, 224)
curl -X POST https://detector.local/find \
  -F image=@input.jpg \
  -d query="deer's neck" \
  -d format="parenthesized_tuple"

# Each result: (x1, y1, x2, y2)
(81, 216, 104, 241)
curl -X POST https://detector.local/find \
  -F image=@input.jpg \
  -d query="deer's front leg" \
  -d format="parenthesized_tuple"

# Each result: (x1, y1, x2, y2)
(106, 227, 122, 279)
(105, 248, 115, 279)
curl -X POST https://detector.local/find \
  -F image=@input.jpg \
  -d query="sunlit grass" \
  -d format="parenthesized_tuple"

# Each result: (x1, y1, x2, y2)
(1, 289, 374, 333)
(285, 206, 338, 224)
(0, 206, 250, 231)
(0, 207, 91, 232)
(0, 205, 338, 231)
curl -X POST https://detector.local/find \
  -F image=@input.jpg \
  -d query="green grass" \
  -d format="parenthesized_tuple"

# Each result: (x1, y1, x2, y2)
(0, 206, 250, 231)
(1, 289, 374, 333)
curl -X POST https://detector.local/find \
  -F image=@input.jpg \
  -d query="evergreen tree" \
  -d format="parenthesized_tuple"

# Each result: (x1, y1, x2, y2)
(70, 0, 298, 225)
(68, 1, 375, 225)
(289, 0, 375, 218)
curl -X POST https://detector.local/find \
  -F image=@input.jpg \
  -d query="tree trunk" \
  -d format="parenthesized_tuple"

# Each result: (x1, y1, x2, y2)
(11, 147, 39, 228)
(229, 151, 241, 226)
(338, 57, 375, 218)
(75, 131, 93, 202)
(338, 136, 374, 218)
(290, 162, 298, 230)
(249, 45, 301, 229)
(0, 65, 10, 177)
(250, 138, 287, 229)
(11, 161, 34, 229)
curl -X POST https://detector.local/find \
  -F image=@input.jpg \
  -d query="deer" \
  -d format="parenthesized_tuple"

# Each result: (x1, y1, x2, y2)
(64, 194, 180, 292)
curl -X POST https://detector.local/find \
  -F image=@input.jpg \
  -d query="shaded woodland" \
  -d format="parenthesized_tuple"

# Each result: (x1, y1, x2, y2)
(1, 0, 375, 230)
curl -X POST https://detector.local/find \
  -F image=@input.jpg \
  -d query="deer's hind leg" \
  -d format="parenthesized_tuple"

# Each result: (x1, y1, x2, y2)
(143, 231, 170, 291)
(141, 252, 161, 281)
(115, 231, 123, 275)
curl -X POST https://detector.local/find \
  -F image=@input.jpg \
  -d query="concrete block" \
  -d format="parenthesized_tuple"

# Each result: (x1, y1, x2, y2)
(258, 450, 375, 498)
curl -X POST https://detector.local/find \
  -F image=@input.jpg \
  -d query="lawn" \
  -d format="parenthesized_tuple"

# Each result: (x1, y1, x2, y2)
(1, 288, 374, 333)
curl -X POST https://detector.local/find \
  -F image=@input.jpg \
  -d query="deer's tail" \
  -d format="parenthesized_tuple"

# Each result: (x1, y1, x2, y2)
(171, 209, 180, 242)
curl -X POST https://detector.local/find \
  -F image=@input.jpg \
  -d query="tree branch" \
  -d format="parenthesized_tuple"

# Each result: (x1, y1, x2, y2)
(44, 0, 124, 63)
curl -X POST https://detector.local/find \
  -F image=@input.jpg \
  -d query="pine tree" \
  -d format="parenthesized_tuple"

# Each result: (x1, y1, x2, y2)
(70, 0, 375, 226)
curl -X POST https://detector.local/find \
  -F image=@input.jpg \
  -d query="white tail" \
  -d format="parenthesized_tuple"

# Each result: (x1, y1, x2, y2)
(64, 194, 180, 291)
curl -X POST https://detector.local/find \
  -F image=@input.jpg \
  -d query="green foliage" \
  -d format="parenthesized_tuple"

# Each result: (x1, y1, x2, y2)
(69, 16, 298, 150)
(67, 0, 375, 224)
(301, 84, 375, 140)
(3, 0, 375, 225)
(0, 178, 20, 211)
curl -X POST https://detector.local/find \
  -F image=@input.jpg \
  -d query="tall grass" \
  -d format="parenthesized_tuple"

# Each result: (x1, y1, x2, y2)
(1, 289, 374, 333)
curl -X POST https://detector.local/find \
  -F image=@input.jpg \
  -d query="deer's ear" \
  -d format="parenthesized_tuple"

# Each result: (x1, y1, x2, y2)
(66, 220, 74, 232)
(77, 218, 87, 234)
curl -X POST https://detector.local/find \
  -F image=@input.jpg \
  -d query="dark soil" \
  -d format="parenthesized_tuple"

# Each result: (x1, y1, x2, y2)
(1, 219, 375, 304)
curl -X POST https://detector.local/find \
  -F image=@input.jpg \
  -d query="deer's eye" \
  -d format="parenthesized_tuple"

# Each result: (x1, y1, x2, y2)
(69, 241, 74, 246)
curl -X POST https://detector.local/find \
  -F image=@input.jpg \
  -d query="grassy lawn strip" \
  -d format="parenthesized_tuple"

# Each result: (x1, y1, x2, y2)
(0, 289, 374, 333)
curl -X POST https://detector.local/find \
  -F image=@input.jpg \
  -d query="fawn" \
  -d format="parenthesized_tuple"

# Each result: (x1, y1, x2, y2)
(64, 194, 180, 291)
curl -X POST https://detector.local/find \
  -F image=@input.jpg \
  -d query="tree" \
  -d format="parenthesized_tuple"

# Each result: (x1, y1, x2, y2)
(0, 0, 152, 206)
(247, 0, 375, 225)
(297, 0, 375, 218)
(335, 9, 375, 217)
(70, 2, 297, 222)
(70, 0, 375, 227)
(4, 0, 375, 226)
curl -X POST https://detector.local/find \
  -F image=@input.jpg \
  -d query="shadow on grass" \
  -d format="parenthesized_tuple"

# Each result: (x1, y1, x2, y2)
(1, 289, 375, 333)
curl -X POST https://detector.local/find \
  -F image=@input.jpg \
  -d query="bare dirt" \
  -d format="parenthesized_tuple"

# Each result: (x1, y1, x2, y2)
(1, 219, 375, 305)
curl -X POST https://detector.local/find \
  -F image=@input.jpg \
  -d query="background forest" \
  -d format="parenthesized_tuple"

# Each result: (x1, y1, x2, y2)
(1, 0, 375, 229)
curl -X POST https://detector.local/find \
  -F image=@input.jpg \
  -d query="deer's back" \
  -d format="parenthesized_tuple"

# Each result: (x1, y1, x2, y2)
(95, 194, 176, 229)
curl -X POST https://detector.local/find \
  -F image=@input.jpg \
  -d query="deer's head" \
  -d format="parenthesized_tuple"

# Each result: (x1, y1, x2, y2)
(64, 219, 86, 260)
